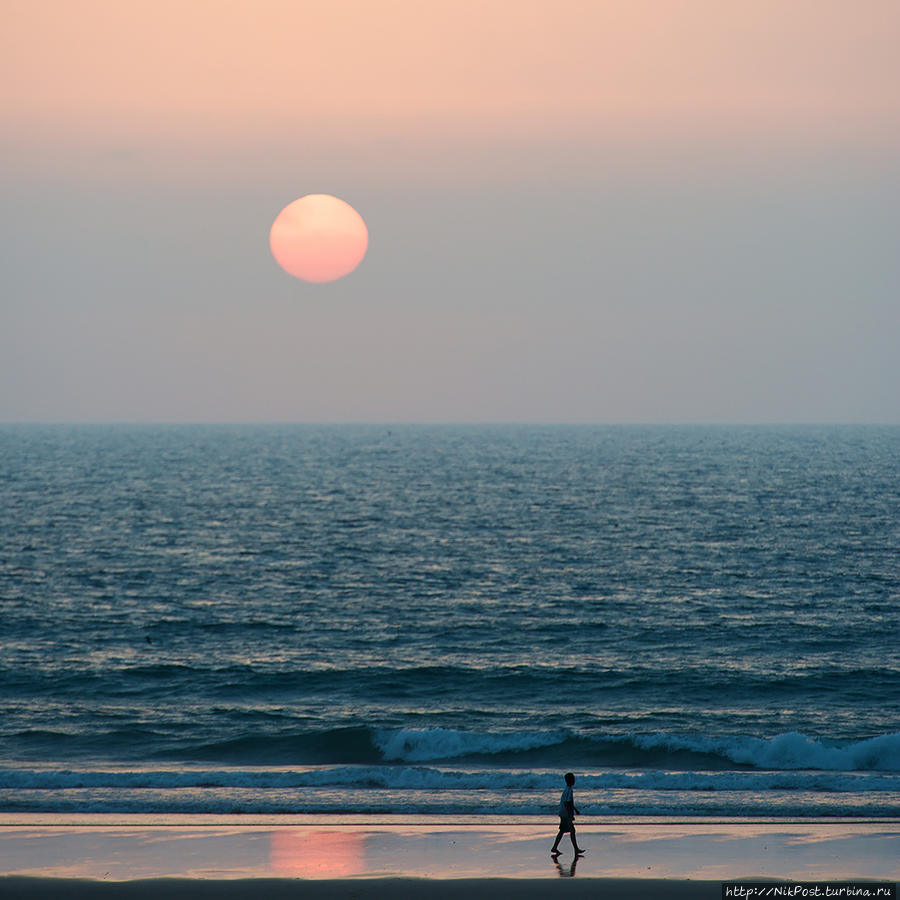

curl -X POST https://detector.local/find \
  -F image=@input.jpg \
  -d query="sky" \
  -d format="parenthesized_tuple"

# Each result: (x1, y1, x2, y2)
(3, 0, 899, 424)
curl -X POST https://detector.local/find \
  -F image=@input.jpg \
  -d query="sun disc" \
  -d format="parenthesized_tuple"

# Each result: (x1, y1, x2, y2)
(269, 194, 368, 283)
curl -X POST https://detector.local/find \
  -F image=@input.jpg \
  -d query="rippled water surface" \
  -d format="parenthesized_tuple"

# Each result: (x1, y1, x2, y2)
(1, 425, 898, 815)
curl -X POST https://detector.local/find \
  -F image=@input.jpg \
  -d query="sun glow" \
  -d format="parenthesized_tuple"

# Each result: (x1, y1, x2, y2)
(269, 829, 365, 877)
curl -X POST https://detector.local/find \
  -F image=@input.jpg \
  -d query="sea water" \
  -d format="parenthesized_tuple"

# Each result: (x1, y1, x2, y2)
(1, 424, 898, 817)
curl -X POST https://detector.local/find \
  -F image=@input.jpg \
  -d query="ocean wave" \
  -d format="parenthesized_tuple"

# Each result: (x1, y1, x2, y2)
(627, 731, 900, 773)
(373, 728, 560, 762)
(0, 765, 898, 794)
(8, 726, 899, 772)
(6, 793, 899, 817)
(369, 727, 900, 772)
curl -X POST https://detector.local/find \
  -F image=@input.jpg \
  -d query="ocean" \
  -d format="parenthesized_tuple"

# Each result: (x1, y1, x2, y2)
(1, 424, 898, 819)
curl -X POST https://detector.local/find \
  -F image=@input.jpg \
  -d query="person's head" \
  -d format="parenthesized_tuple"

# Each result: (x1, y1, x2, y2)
(564, 772, 575, 786)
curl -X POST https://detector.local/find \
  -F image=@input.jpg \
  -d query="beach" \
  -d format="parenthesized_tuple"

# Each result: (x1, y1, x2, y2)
(1, 816, 897, 896)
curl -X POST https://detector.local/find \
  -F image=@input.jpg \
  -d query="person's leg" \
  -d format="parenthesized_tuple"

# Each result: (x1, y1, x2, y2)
(551, 828, 563, 853)
(569, 828, 584, 854)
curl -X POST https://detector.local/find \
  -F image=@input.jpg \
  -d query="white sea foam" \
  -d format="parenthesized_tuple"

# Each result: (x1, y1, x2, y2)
(626, 731, 900, 772)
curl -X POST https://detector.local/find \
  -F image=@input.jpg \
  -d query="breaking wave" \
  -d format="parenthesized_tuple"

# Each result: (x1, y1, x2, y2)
(7, 727, 899, 771)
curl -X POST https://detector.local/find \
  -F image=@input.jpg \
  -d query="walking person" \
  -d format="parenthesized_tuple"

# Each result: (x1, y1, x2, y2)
(550, 772, 585, 856)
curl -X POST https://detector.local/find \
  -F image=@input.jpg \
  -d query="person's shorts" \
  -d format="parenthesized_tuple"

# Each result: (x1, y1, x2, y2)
(558, 815, 575, 833)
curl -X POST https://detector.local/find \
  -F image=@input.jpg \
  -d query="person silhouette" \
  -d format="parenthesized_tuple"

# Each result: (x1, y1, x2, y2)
(550, 772, 585, 857)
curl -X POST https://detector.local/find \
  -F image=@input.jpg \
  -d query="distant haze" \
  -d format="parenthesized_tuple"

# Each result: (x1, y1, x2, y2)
(3, 0, 898, 423)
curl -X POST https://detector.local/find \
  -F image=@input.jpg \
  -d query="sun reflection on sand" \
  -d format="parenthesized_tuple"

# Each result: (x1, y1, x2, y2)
(269, 829, 365, 877)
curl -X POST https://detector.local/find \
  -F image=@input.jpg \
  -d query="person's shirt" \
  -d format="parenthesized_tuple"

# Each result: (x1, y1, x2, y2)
(559, 784, 574, 816)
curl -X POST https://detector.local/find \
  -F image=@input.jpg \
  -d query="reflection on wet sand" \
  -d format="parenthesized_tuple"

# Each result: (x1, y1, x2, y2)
(553, 854, 580, 878)
(269, 830, 365, 877)
(1, 820, 896, 882)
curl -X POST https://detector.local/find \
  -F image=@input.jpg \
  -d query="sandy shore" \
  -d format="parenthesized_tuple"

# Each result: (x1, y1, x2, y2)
(1, 817, 897, 889)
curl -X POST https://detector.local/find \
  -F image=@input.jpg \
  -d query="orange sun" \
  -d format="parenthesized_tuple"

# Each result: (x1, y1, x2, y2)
(269, 194, 368, 283)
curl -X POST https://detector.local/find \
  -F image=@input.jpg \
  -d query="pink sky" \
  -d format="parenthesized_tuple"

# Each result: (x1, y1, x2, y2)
(5, 0, 900, 150)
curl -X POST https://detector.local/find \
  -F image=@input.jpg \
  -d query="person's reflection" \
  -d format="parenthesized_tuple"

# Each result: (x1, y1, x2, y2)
(553, 853, 580, 878)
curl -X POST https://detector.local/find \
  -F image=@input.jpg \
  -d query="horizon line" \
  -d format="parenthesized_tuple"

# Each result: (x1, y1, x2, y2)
(1, 421, 897, 429)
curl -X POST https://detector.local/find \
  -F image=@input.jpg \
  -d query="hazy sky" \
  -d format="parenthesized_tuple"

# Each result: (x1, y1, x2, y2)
(3, 0, 899, 423)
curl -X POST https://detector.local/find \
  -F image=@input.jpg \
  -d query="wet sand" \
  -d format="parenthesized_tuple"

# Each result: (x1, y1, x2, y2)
(0, 817, 896, 894)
